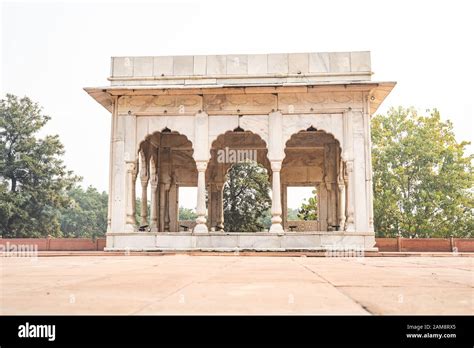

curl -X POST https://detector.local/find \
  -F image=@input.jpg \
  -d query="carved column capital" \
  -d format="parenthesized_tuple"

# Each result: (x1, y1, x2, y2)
(196, 161, 208, 172)
(345, 160, 354, 173)
(270, 161, 282, 172)
(125, 160, 137, 173)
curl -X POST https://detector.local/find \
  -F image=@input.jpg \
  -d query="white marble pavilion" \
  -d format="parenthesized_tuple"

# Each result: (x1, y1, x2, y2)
(85, 51, 395, 251)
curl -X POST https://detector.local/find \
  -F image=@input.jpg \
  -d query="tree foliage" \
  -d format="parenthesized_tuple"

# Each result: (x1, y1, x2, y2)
(60, 186, 108, 238)
(372, 106, 474, 237)
(297, 189, 318, 221)
(287, 208, 300, 220)
(0, 94, 80, 237)
(179, 207, 198, 221)
(223, 161, 271, 232)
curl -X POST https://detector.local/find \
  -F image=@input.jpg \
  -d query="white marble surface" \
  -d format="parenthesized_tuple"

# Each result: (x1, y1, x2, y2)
(106, 232, 378, 251)
(110, 52, 372, 79)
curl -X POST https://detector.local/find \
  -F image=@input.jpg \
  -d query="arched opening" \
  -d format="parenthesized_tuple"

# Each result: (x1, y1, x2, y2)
(282, 128, 343, 232)
(223, 162, 271, 232)
(136, 129, 196, 232)
(206, 130, 271, 232)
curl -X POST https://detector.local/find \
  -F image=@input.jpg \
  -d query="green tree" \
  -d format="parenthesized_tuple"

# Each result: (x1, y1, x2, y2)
(0, 94, 80, 237)
(256, 208, 272, 230)
(287, 208, 300, 220)
(60, 186, 108, 238)
(372, 106, 474, 237)
(297, 190, 318, 221)
(223, 161, 271, 232)
(179, 207, 197, 221)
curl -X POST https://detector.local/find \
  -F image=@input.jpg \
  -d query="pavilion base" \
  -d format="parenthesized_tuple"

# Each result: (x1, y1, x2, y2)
(105, 231, 378, 252)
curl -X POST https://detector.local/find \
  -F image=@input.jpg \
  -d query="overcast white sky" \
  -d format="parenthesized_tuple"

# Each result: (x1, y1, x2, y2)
(1, 0, 473, 209)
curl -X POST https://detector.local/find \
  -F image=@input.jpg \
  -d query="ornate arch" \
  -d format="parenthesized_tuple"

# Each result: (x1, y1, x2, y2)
(206, 129, 272, 182)
(208, 115, 269, 148)
(281, 113, 344, 150)
(136, 116, 196, 152)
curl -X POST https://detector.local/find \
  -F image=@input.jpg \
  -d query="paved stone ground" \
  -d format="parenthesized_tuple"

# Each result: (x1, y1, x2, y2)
(1, 255, 472, 315)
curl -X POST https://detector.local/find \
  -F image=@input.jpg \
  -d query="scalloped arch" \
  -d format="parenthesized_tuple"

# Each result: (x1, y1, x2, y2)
(281, 114, 344, 149)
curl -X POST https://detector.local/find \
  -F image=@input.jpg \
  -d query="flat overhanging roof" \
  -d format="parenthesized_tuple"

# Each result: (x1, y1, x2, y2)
(84, 80, 396, 116)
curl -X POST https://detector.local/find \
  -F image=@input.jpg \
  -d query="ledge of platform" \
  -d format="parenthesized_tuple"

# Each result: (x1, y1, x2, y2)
(105, 231, 377, 252)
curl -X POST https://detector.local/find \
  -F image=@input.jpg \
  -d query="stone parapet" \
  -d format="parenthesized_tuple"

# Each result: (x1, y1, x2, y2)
(109, 52, 372, 87)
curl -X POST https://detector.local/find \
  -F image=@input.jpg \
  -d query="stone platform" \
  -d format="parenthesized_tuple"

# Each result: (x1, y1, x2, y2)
(2, 255, 471, 314)
(105, 231, 377, 252)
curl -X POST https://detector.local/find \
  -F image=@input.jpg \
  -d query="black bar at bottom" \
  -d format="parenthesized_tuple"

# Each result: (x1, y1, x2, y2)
(0, 315, 472, 347)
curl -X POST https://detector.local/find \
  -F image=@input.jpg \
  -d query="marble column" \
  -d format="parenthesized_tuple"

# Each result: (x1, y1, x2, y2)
(107, 97, 118, 233)
(149, 155, 159, 231)
(364, 98, 375, 232)
(337, 157, 346, 231)
(326, 181, 334, 230)
(345, 160, 356, 232)
(269, 161, 284, 233)
(208, 183, 216, 229)
(281, 183, 287, 231)
(139, 150, 149, 227)
(159, 183, 166, 232)
(164, 183, 171, 232)
(194, 161, 208, 233)
(125, 160, 138, 232)
(337, 178, 346, 231)
(216, 183, 224, 231)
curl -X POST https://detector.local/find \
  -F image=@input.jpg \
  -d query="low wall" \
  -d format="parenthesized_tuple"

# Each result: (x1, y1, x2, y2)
(374, 238, 398, 252)
(0, 238, 105, 251)
(375, 237, 474, 252)
(0, 237, 473, 252)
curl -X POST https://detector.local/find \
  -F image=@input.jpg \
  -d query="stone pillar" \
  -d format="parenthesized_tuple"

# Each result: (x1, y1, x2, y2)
(194, 161, 208, 233)
(337, 180, 346, 231)
(208, 183, 216, 229)
(216, 183, 224, 231)
(192, 109, 210, 234)
(159, 183, 166, 232)
(337, 159, 346, 231)
(169, 179, 178, 232)
(164, 183, 171, 232)
(209, 182, 224, 231)
(326, 181, 334, 230)
(342, 108, 356, 233)
(324, 143, 337, 231)
(107, 97, 118, 232)
(149, 155, 159, 231)
(109, 100, 127, 234)
(125, 160, 138, 232)
(139, 150, 149, 227)
(345, 160, 355, 232)
(364, 96, 375, 232)
(282, 183, 287, 231)
(269, 161, 284, 233)
(267, 110, 285, 233)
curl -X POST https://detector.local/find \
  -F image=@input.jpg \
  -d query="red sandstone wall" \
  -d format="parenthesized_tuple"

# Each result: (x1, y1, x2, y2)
(400, 238, 451, 252)
(97, 238, 106, 250)
(49, 239, 98, 251)
(0, 238, 49, 250)
(374, 238, 398, 252)
(0, 238, 105, 251)
(1, 237, 473, 252)
(454, 239, 474, 252)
